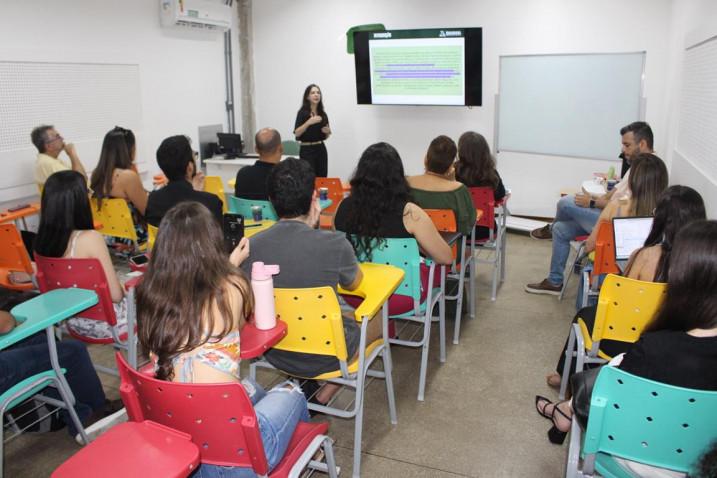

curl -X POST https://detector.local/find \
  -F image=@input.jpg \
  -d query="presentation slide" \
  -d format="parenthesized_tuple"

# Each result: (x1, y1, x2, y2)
(354, 28, 482, 106)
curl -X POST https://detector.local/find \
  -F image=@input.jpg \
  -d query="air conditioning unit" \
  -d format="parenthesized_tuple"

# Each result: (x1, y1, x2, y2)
(160, 0, 232, 31)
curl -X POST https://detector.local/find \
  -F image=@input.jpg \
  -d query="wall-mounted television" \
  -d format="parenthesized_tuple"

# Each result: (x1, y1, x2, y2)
(353, 27, 482, 106)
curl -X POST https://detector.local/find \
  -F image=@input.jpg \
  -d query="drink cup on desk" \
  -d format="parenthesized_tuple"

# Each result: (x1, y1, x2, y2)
(319, 187, 328, 201)
(251, 206, 263, 222)
(607, 179, 617, 191)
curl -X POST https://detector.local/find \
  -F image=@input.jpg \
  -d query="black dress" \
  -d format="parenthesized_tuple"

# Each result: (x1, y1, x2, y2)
(294, 109, 329, 177)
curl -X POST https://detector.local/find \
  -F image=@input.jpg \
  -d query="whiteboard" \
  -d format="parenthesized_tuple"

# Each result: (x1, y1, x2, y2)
(497, 52, 645, 161)
(676, 35, 717, 184)
(0, 61, 142, 199)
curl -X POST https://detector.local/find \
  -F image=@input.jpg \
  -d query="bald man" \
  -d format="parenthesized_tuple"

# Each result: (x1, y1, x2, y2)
(234, 128, 284, 200)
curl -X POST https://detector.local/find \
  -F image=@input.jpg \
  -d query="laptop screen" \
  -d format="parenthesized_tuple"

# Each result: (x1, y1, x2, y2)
(612, 216, 654, 261)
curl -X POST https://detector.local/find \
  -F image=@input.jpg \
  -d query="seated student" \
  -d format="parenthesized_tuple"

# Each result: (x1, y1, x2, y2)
(31, 124, 87, 188)
(545, 185, 707, 387)
(530, 121, 654, 240)
(34, 171, 127, 340)
(145, 135, 222, 227)
(137, 202, 309, 477)
(241, 158, 371, 404)
(0, 289, 122, 438)
(334, 142, 453, 266)
(90, 126, 148, 243)
(234, 128, 283, 200)
(407, 135, 477, 236)
(536, 220, 717, 461)
(454, 131, 506, 240)
(526, 153, 668, 295)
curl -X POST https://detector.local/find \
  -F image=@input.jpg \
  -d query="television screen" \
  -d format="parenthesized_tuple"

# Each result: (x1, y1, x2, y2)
(353, 28, 482, 106)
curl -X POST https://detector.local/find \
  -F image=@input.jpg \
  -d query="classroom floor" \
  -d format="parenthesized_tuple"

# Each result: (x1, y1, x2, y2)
(6, 232, 579, 477)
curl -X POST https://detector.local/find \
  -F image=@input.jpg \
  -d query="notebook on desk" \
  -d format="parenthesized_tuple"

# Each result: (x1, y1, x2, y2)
(612, 216, 653, 271)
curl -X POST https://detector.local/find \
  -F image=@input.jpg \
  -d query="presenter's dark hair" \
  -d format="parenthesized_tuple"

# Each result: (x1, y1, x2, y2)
(34, 170, 94, 258)
(255, 128, 281, 155)
(300, 84, 327, 126)
(620, 121, 653, 150)
(91, 126, 136, 208)
(425, 135, 457, 174)
(626, 185, 706, 282)
(267, 157, 315, 218)
(156, 135, 195, 181)
(340, 142, 413, 261)
(31, 125, 55, 153)
(646, 220, 717, 333)
(627, 153, 668, 217)
(455, 131, 499, 189)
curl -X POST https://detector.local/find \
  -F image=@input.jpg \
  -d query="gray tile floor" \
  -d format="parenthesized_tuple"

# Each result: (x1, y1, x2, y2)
(6, 232, 578, 477)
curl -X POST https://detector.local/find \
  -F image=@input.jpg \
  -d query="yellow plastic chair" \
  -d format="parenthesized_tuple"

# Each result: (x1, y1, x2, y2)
(147, 224, 158, 250)
(203, 175, 227, 213)
(250, 263, 403, 478)
(89, 197, 145, 252)
(559, 274, 667, 399)
(227, 178, 236, 190)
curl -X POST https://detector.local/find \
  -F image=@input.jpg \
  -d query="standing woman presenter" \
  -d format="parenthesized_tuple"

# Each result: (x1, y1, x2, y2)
(294, 84, 331, 177)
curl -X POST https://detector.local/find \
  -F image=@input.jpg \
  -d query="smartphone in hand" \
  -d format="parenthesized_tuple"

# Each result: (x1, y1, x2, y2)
(223, 213, 245, 253)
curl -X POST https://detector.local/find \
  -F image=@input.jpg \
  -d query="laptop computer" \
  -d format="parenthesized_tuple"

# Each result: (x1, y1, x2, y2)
(612, 216, 654, 271)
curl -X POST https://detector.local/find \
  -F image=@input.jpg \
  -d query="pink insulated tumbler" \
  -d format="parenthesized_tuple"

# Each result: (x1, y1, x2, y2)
(251, 261, 280, 330)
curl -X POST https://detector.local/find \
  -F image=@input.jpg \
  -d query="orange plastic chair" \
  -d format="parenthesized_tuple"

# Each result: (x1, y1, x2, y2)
(0, 224, 34, 291)
(116, 353, 339, 478)
(315, 177, 344, 215)
(579, 220, 620, 307)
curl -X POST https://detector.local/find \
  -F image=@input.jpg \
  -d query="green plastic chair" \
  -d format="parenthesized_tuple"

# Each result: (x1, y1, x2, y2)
(1, 288, 99, 475)
(281, 140, 300, 156)
(358, 237, 444, 401)
(227, 195, 278, 221)
(565, 366, 717, 478)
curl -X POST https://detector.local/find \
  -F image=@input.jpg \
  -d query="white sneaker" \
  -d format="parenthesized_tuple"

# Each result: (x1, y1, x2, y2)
(75, 408, 128, 445)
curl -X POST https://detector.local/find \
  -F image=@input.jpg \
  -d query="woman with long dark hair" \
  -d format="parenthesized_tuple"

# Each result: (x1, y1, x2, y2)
(334, 142, 452, 265)
(545, 185, 706, 388)
(537, 220, 717, 448)
(34, 170, 127, 339)
(136, 202, 310, 476)
(293, 84, 331, 177)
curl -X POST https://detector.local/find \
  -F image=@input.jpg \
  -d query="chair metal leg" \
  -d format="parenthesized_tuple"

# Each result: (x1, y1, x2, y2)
(417, 308, 432, 401)
(438, 267, 446, 363)
(469, 253, 476, 320)
(323, 437, 339, 478)
(382, 305, 398, 425)
(559, 326, 577, 400)
(565, 416, 583, 478)
(126, 288, 138, 369)
(351, 369, 366, 478)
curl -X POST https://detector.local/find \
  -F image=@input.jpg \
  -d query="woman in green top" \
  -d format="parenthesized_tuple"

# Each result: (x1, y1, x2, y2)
(407, 135, 477, 235)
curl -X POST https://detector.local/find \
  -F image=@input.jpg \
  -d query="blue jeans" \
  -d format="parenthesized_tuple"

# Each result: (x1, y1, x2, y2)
(193, 380, 310, 478)
(547, 196, 601, 285)
(0, 333, 106, 435)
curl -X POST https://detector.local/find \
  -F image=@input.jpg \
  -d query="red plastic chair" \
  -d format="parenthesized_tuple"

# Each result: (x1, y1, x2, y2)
(0, 224, 34, 291)
(468, 187, 509, 301)
(315, 177, 344, 215)
(116, 353, 339, 478)
(52, 421, 200, 478)
(34, 254, 138, 372)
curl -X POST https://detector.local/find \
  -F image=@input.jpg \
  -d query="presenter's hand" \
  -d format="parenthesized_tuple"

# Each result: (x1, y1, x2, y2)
(191, 171, 206, 191)
(308, 115, 323, 126)
(229, 237, 250, 267)
(574, 191, 591, 208)
(321, 125, 331, 135)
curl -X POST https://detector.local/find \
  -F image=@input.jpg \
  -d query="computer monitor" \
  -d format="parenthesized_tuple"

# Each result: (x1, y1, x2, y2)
(198, 124, 224, 161)
(612, 216, 654, 261)
(217, 132, 243, 159)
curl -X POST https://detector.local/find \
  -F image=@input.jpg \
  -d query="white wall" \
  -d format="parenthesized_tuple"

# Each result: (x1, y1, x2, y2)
(663, 0, 717, 218)
(251, 0, 674, 217)
(0, 0, 241, 207)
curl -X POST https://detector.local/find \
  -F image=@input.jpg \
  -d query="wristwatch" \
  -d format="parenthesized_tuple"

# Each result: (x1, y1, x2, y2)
(589, 199, 596, 208)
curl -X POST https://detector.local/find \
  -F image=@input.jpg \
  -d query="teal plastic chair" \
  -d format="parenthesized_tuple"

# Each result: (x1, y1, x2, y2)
(227, 195, 278, 221)
(0, 288, 99, 475)
(565, 366, 717, 478)
(281, 140, 300, 156)
(359, 237, 444, 401)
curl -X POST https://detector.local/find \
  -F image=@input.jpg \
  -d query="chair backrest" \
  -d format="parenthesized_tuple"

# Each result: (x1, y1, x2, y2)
(468, 187, 495, 229)
(0, 224, 33, 273)
(281, 140, 300, 156)
(315, 177, 344, 214)
(593, 274, 666, 344)
(359, 237, 423, 302)
(227, 195, 278, 221)
(90, 197, 138, 242)
(116, 353, 269, 473)
(583, 366, 717, 473)
(203, 175, 227, 213)
(424, 209, 458, 259)
(272, 287, 349, 362)
(593, 220, 619, 276)
(34, 254, 117, 326)
(147, 224, 159, 250)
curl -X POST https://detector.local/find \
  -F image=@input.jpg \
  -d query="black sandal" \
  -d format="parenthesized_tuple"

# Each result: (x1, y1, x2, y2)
(534, 395, 553, 419)
(547, 400, 571, 445)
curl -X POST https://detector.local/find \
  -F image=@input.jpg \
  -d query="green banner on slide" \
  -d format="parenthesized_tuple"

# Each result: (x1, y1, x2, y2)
(371, 45, 463, 96)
